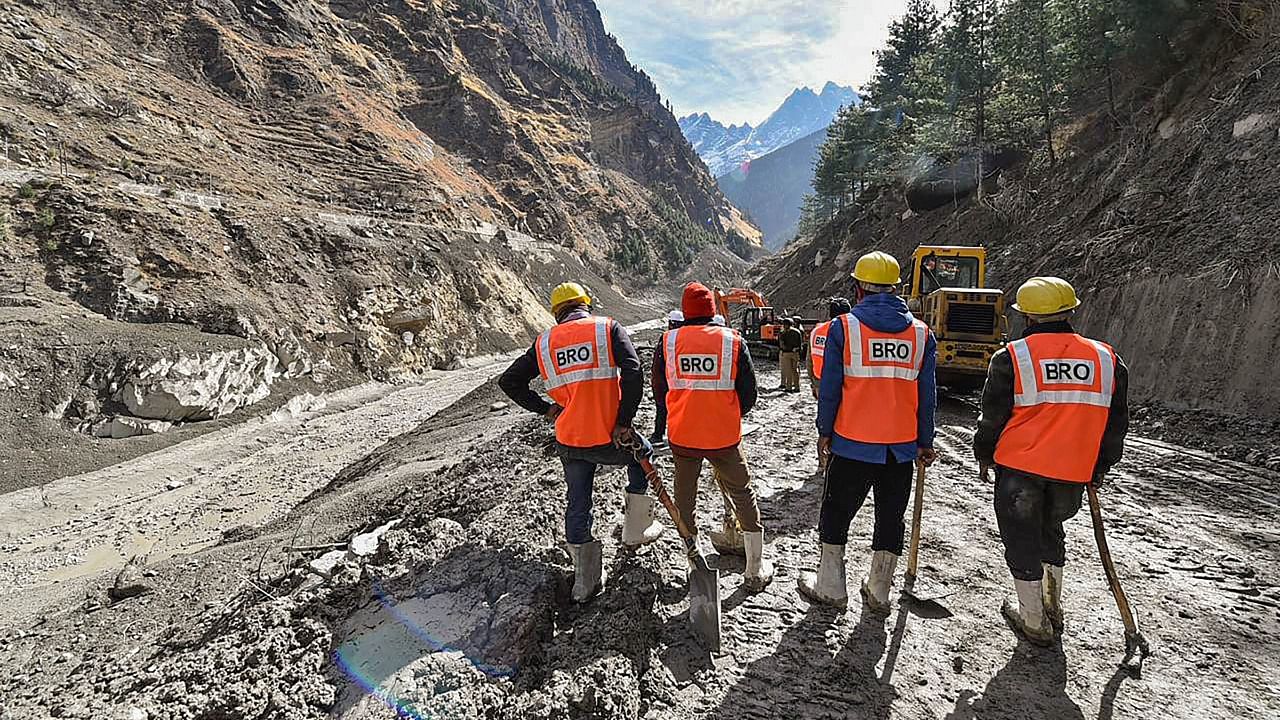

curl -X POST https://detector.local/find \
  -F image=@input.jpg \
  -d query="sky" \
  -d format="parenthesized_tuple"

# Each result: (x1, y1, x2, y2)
(594, 0, 947, 126)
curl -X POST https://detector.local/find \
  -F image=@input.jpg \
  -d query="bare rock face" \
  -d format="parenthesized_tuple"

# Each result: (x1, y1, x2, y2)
(121, 347, 280, 422)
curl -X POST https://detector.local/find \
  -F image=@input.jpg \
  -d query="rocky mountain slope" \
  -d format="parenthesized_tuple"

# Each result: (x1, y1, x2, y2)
(679, 82, 857, 176)
(756, 13, 1280, 421)
(0, 0, 758, 488)
(718, 127, 826, 251)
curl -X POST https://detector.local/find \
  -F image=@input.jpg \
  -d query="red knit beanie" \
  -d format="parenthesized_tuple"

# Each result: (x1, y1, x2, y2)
(682, 282, 716, 319)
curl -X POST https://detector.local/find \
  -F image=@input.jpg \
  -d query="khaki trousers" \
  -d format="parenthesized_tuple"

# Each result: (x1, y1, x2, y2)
(780, 351, 801, 390)
(671, 444, 762, 535)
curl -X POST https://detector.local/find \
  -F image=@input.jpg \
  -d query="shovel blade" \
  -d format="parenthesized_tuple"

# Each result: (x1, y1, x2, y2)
(687, 565, 721, 653)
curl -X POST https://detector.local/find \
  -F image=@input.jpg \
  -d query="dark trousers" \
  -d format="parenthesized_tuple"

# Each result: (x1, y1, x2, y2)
(560, 439, 652, 544)
(818, 454, 913, 552)
(994, 468, 1085, 581)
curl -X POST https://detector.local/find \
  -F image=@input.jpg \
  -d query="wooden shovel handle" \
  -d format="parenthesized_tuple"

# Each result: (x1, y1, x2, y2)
(638, 456, 698, 542)
(906, 461, 926, 581)
(1087, 485, 1140, 638)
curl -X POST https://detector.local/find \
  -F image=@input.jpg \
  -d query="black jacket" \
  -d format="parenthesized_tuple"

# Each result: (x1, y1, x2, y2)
(779, 327, 804, 353)
(498, 309, 643, 427)
(973, 321, 1129, 478)
(651, 317, 757, 416)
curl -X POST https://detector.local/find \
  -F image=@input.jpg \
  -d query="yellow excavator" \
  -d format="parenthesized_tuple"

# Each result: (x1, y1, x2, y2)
(904, 246, 1009, 389)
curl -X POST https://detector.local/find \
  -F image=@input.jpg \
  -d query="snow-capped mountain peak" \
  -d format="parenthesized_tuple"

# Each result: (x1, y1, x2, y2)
(678, 83, 859, 176)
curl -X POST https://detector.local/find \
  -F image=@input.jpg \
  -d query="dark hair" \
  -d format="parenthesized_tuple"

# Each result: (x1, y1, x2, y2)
(781, 317, 793, 327)
(828, 297, 852, 318)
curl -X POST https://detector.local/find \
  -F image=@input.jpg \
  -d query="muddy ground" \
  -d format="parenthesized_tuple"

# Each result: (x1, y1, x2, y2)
(0, 343, 1277, 719)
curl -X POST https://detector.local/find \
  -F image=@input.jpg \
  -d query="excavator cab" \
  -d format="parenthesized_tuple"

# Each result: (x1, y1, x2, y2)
(713, 288, 783, 358)
(905, 246, 1008, 388)
(741, 307, 779, 343)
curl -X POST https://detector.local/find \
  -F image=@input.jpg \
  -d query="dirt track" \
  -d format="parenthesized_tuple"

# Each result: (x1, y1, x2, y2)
(0, 354, 1277, 719)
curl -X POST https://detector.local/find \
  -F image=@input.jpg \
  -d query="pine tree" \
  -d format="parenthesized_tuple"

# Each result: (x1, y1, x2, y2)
(938, 0, 1000, 146)
(865, 0, 942, 109)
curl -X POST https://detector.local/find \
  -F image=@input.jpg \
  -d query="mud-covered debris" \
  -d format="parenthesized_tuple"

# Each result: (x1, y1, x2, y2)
(490, 401, 510, 412)
(350, 519, 402, 557)
(108, 557, 151, 601)
(310, 549, 348, 579)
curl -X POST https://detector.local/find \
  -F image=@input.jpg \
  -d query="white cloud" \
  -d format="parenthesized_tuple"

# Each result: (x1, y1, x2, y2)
(595, 0, 946, 125)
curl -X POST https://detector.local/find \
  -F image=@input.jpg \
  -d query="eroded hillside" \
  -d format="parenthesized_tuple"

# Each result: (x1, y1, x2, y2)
(0, 0, 756, 489)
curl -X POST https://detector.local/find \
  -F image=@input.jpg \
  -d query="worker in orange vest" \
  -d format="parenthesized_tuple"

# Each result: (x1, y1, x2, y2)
(799, 252, 937, 613)
(499, 282, 664, 603)
(808, 298, 851, 473)
(974, 277, 1129, 645)
(653, 282, 774, 591)
(809, 297, 851, 398)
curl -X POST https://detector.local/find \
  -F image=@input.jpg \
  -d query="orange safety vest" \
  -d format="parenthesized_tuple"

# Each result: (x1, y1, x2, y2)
(995, 333, 1116, 483)
(535, 316, 621, 448)
(833, 314, 929, 444)
(810, 321, 833, 379)
(663, 324, 743, 450)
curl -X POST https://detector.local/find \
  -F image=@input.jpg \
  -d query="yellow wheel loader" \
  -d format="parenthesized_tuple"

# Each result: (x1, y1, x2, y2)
(904, 246, 1009, 389)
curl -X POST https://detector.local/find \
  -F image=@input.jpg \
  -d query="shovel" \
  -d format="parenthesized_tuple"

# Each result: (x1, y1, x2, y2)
(1087, 484, 1152, 668)
(619, 436, 721, 652)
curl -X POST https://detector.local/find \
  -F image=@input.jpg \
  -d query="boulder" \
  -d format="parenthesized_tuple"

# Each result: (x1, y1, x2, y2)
(122, 347, 279, 421)
(1233, 113, 1276, 139)
(107, 416, 174, 439)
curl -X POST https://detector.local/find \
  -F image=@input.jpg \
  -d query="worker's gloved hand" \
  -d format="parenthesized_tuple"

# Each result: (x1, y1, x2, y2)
(917, 447, 938, 467)
(611, 424, 636, 448)
(1092, 472, 1107, 488)
(545, 404, 563, 421)
(980, 463, 994, 483)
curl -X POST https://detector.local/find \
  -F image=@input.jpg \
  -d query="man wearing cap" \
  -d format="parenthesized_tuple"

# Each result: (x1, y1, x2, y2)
(499, 282, 664, 602)
(974, 277, 1129, 645)
(653, 282, 774, 591)
(778, 317, 805, 393)
(799, 252, 937, 614)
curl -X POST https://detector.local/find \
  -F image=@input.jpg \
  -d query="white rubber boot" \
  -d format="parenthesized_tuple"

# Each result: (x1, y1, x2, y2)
(1001, 578, 1055, 646)
(566, 540, 603, 603)
(742, 531, 774, 592)
(621, 493, 664, 548)
(860, 550, 899, 616)
(1042, 563, 1064, 634)
(797, 543, 848, 609)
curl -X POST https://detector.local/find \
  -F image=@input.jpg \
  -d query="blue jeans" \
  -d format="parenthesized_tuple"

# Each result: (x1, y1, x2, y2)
(560, 437, 653, 544)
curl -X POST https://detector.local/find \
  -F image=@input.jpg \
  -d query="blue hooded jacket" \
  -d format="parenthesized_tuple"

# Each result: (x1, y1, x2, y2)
(817, 293, 937, 463)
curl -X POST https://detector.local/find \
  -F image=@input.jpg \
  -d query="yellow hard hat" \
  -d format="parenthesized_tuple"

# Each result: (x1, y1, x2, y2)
(852, 251, 901, 286)
(1012, 277, 1081, 315)
(550, 282, 591, 313)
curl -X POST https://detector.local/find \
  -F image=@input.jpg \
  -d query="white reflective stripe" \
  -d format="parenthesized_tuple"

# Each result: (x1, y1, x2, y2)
(1034, 390, 1113, 407)
(1088, 339, 1115, 398)
(594, 317, 613, 371)
(1009, 339, 1038, 407)
(1011, 337, 1114, 408)
(665, 326, 736, 391)
(540, 318, 619, 391)
(842, 315, 923, 380)
(911, 320, 928, 369)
